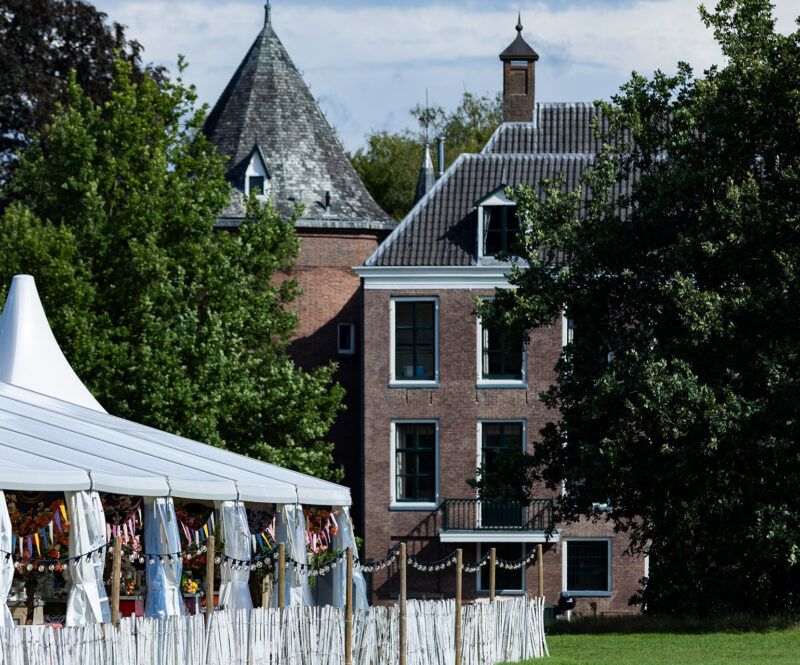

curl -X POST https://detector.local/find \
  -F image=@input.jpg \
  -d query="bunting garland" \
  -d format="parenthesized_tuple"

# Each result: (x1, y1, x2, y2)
(250, 514, 276, 554)
(11, 501, 70, 558)
(178, 511, 215, 548)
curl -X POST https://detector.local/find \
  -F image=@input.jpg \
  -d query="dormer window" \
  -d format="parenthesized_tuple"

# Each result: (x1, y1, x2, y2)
(243, 144, 270, 199)
(484, 205, 519, 256)
(248, 175, 265, 196)
(475, 186, 520, 261)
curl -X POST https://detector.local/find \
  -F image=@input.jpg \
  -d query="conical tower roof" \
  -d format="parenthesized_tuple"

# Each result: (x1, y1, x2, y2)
(203, 12, 394, 229)
(0, 275, 105, 412)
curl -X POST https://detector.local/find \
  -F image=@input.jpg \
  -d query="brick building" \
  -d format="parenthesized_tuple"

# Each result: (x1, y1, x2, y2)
(201, 6, 396, 518)
(355, 19, 645, 613)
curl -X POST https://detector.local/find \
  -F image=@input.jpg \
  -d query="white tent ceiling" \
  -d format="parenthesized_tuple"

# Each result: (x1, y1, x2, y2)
(0, 275, 351, 506)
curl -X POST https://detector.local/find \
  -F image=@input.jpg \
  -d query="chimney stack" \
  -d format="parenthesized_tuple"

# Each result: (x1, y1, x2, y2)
(435, 136, 445, 179)
(499, 15, 539, 123)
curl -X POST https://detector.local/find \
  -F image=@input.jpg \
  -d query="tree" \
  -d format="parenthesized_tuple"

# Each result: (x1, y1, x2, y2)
(0, 0, 161, 184)
(476, 0, 800, 614)
(350, 91, 502, 219)
(0, 59, 345, 481)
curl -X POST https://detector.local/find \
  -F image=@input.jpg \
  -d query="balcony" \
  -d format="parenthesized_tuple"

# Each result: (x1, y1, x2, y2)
(439, 498, 555, 543)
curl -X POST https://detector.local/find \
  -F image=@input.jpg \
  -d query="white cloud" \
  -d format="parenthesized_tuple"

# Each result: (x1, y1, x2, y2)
(94, 0, 799, 151)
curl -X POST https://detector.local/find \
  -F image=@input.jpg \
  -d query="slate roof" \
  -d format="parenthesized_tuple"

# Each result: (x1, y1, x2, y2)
(366, 102, 634, 267)
(482, 103, 633, 155)
(203, 18, 394, 230)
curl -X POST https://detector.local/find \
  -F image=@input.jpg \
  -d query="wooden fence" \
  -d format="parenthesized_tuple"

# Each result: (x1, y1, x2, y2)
(0, 597, 547, 665)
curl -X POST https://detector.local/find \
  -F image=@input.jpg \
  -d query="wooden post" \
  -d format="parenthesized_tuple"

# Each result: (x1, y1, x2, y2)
(110, 536, 122, 626)
(205, 535, 216, 626)
(278, 542, 286, 617)
(537, 544, 544, 598)
(345, 546, 353, 665)
(399, 543, 407, 665)
(489, 547, 496, 602)
(454, 548, 462, 665)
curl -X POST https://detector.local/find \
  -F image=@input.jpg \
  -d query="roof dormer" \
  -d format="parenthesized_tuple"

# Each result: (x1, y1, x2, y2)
(243, 142, 271, 200)
(475, 185, 519, 263)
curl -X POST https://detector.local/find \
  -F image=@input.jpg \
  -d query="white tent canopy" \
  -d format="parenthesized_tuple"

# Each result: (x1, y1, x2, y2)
(0, 275, 351, 506)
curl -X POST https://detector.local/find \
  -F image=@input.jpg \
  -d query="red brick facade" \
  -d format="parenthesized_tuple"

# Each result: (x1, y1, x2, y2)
(361, 286, 644, 614)
(285, 227, 391, 519)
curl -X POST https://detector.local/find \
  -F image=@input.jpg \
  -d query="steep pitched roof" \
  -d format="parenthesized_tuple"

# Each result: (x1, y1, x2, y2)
(366, 103, 635, 267)
(203, 18, 394, 230)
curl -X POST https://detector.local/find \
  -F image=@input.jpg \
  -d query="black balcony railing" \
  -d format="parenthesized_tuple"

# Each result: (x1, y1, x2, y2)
(442, 498, 553, 531)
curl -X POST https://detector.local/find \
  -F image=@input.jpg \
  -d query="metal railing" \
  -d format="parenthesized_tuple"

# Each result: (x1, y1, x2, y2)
(442, 498, 553, 531)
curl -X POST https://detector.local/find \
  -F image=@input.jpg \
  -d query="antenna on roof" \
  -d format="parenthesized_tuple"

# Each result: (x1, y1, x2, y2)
(265, 1, 271, 26)
(425, 89, 430, 145)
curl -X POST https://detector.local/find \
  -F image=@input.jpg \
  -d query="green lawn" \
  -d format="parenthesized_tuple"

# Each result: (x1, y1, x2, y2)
(516, 629, 800, 665)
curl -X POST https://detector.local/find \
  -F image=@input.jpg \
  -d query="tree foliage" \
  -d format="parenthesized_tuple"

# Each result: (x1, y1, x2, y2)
(476, 0, 800, 614)
(350, 92, 502, 220)
(0, 60, 344, 480)
(0, 0, 162, 185)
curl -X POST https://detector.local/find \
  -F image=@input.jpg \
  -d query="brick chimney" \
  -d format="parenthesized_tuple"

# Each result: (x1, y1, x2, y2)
(499, 14, 539, 122)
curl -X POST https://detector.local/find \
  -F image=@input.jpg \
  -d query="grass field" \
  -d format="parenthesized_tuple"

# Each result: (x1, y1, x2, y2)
(509, 616, 800, 665)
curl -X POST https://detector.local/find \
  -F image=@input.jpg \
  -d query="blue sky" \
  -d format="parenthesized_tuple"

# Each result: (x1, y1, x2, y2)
(91, 1, 797, 152)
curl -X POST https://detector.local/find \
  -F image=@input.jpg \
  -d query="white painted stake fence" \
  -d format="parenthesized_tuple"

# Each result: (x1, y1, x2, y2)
(0, 597, 548, 665)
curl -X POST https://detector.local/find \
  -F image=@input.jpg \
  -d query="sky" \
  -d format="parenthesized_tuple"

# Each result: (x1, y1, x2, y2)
(91, 1, 798, 153)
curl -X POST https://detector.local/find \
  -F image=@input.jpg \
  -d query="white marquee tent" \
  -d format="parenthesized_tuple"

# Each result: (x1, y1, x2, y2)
(0, 275, 366, 628)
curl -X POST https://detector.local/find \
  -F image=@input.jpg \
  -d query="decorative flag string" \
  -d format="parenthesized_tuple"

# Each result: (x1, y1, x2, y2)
(178, 512, 215, 549)
(11, 501, 70, 559)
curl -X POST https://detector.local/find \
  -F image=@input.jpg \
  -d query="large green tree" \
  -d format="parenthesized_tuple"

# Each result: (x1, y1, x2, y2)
(0, 0, 160, 185)
(0, 60, 344, 480)
(477, 0, 800, 614)
(350, 92, 502, 220)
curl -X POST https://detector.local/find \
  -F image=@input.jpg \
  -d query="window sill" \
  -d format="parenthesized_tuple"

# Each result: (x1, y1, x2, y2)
(390, 380, 439, 389)
(389, 502, 439, 511)
(476, 381, 526, 389)
(566, 590, 612, 597)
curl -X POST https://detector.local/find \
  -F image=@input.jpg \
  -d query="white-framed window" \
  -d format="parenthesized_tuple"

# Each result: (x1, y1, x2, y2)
(390, 297, 439, 387)
(476, 315, 525, 386)
(477, 543, 526, 593)
(337, 323, 355, 355)
(476, 187, 520, 262)
(562, 538, 612, 596)
(390, 420, 439, 510)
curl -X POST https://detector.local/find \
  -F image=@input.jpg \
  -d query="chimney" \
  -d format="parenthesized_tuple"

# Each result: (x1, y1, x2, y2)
(499, 14, 539, 123)
(435, 136, 445, 179)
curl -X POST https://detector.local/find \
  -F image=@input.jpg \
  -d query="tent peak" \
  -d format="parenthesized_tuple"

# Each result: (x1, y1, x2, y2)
(0, 275, 106, 412)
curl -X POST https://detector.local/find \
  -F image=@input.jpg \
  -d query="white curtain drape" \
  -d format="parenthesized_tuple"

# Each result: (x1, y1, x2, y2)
(271, 504, 312, 607)
(216, 500, 252, 612)
(143, 496, 184, 618)
(65, 490, 110, 626)
(332, 505, 368, 610)
(0, 491, 14, 629)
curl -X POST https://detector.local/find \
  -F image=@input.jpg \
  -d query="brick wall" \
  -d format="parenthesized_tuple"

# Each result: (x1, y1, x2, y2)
(281, 227, 389, 523)
(362, 287, 644, 613)
(502, 61, 536, 123)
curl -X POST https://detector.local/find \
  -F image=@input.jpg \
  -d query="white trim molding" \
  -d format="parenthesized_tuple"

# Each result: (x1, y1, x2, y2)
(439, 530, 556, 543)
(355, 266, 515, 290)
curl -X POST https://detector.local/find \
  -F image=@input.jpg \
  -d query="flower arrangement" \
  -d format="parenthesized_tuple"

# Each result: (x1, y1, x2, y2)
(182, 577, 199, 594)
